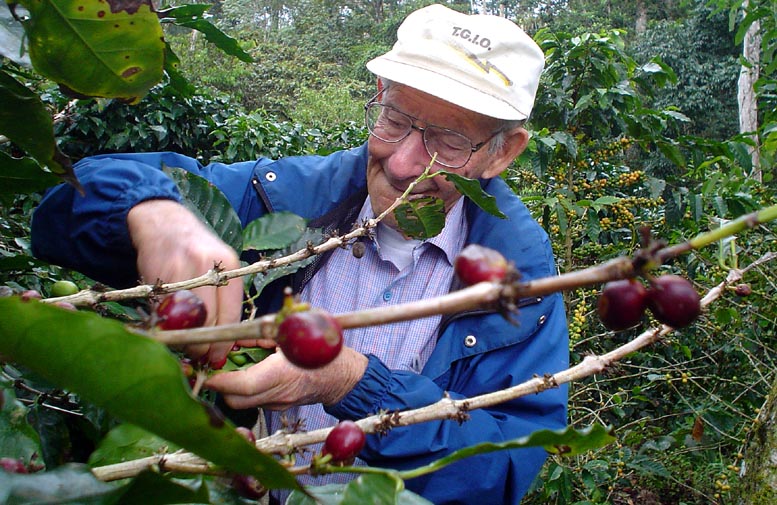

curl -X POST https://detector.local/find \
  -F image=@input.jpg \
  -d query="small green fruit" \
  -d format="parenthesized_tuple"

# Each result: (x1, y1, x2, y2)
(51, 280, 79, 297)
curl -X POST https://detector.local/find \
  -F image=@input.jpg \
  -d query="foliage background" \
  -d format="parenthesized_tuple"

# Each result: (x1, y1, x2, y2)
(1, 0, 776, 503)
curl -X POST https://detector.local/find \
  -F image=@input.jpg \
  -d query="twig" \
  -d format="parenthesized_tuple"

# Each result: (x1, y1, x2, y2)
(41, 163, 437, 308)
(89, 253, 775, 481)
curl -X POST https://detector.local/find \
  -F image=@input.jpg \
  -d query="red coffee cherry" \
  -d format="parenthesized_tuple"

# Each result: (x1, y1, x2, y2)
(276, 309, 343, 369)
(647, 275, 701, 328)
(323, 420, 366, 463)
(0, 457, 28, 474)
(597, 279, 648, 331)
(155, 290, 207, 330)
(454, 244, 508, 286)
(231, 474, 266, 500)
(734, 283, 752, 297)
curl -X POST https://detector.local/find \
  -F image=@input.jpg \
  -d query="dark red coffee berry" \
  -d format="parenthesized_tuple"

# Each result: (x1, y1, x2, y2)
(231, 474, 266, 500)
(323, 420, 366, 463)
(734, 283, 752, 297)
(454, 244, 508, 286)
(597, 279, 648, 331)
(647, 275, 701, 328)
(0, 457, 28, 474)
(276, 309, 343, 369)
(155, 290, 207, 330)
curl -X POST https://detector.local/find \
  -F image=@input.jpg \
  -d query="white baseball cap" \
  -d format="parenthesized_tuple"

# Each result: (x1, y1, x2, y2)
(367, 4, 545, 121)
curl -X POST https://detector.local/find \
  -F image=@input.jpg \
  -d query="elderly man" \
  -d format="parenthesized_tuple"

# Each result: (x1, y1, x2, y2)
(32, 4, 568, 503)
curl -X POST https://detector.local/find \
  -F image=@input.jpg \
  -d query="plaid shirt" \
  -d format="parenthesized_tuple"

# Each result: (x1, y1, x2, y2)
(269, 196, 467, 489)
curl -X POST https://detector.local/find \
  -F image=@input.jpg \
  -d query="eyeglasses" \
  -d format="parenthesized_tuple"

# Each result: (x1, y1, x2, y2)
(364, 93, 502, 169)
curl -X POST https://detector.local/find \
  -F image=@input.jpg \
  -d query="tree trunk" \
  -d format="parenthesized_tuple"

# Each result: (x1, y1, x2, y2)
(635, 0, 647, 34)
(738, 0, 762, 182)
(737, 376, 777, 503)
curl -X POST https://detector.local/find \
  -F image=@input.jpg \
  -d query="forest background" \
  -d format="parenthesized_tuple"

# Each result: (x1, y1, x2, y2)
(1, 0, 776, 503)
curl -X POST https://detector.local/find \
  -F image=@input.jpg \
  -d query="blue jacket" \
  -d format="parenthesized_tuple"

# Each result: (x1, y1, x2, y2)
(32, 144, 569, 504)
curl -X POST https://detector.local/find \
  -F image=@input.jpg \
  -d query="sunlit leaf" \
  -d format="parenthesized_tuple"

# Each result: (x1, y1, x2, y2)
(0, 298, 299, 491)
(251, 228, 322, 297)
(242, 212, 307, 252)
(157, 5, 253, 63)
(18, 0, 165, 102)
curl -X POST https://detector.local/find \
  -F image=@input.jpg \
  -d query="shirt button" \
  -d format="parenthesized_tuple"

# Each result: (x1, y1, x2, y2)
(464, 335, 477, 347)
(265, 171, 277, 182)
(382, 291, 392, 302)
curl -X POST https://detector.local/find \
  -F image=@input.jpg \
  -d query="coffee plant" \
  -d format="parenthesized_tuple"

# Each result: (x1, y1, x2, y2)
(2, 2, 776, 504)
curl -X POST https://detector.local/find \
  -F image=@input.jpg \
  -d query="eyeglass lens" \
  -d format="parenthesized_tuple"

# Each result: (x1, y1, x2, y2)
(365, 103, 473, 168)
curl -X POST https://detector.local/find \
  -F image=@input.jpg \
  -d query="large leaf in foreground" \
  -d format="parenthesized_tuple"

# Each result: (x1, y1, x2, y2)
(0, 298, 298, 491)
(18, 0, 165, 102)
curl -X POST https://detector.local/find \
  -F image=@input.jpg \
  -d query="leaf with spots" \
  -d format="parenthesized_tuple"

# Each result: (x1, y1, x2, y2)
(0, 297, 299, 492)
(17, 0, 165, 103)
(394, 196, 446, 239)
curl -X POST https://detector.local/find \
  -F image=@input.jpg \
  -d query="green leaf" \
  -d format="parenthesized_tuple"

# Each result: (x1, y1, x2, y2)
(163, 165, 243, 253)
(439, 171, 507, 219)
(0, 298, 299, 491)
(251, 228, 322, 297)
(115, 471, 212, 504)
(0, 385, 42, 462)
(403, 424, 615, 479)
(0, 70, 78, 188)
(18, 0, 165, 102)
(88, 423, 181, 467)
(0, 151, 61, 198)
(0, 463, 121, 504)
(159, 6, 253, 63)
(394, 197, 446, 239)
(287, 475, 433, 505)
(242, 212, 308, 252)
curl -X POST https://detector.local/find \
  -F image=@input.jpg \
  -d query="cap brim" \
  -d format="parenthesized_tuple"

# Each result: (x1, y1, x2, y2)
(367, 57, 530, 121)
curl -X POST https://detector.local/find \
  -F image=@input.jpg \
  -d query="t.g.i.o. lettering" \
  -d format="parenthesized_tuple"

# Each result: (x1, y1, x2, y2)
(451, 26, 492, 50)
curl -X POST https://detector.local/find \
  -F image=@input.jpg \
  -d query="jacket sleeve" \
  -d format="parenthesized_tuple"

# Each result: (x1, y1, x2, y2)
(325, 292, 569, 505)
(30, 152, 259, 288)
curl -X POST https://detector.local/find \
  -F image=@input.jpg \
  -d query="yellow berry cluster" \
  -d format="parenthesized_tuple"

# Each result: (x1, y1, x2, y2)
(616, 170, 643, 186)
(568, 291, 589, 343)
(713, 471, 732, 497)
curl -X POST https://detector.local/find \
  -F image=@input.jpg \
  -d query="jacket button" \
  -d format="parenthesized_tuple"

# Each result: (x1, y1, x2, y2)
(265, 171, 277, 182)
(538, 315, 547, 326)
(464, 335, 477, 347)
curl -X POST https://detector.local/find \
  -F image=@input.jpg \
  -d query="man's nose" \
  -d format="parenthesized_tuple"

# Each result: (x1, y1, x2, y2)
(385, 129, 433, 180)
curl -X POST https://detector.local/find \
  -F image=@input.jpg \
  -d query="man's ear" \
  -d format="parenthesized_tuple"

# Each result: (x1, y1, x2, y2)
(481, 127, 530, 179)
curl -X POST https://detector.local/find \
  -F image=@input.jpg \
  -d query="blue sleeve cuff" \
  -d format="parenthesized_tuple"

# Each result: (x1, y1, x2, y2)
(325, 354, 391, 420)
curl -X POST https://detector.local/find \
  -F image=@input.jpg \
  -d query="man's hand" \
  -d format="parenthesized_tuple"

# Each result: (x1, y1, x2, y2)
(128, 199, 243, 364)
(204, 347, 368, 410)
